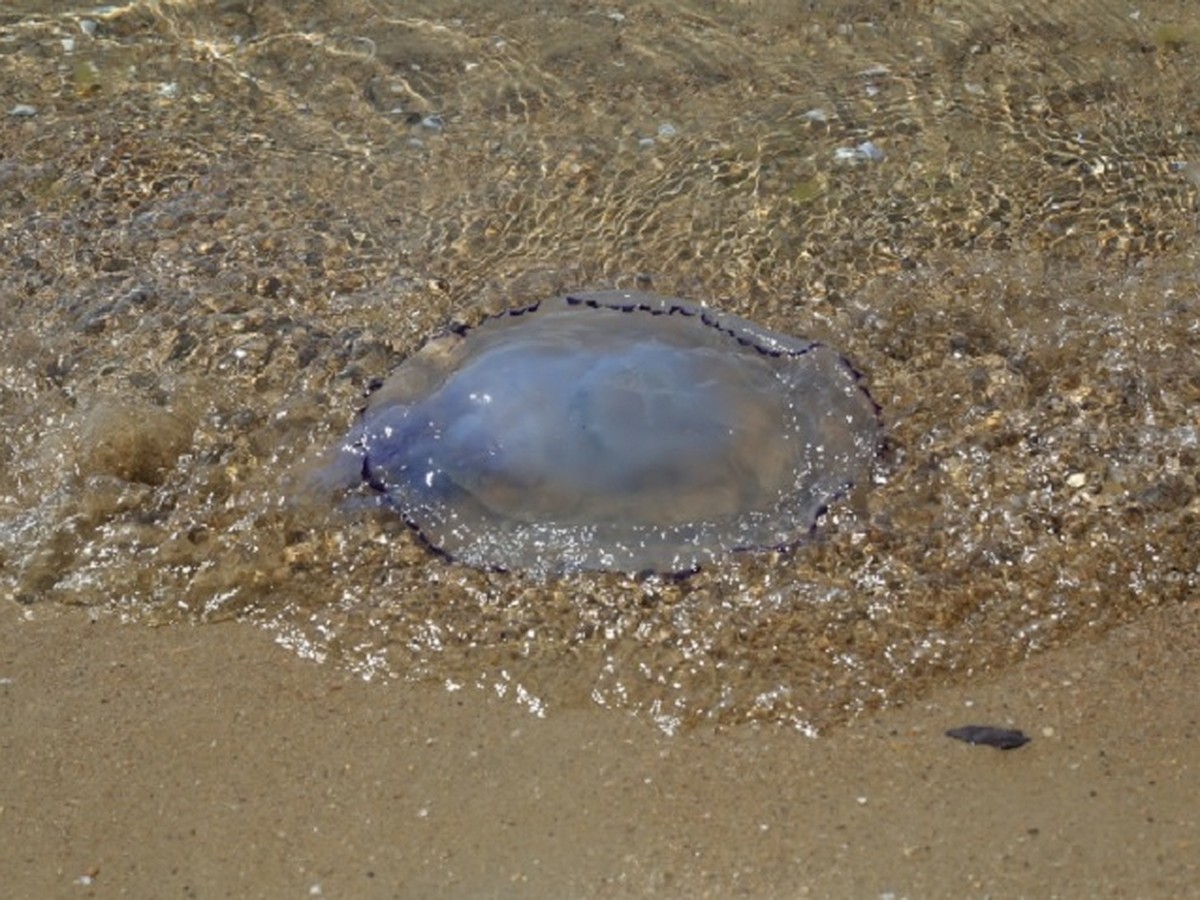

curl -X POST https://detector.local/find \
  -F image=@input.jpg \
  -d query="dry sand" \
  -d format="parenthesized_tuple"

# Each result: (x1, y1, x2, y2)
(2, 597, 1196, 898)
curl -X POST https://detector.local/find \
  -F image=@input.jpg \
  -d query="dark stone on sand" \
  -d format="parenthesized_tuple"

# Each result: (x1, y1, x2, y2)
(946, 725, 1031, 750)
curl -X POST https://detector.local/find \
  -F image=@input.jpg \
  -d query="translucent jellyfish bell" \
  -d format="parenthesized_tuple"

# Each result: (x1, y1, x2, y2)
(328, 291, 882, 574)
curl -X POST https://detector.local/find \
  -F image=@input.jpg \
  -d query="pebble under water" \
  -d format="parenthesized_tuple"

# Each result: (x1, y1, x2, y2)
(1, 2, 1199, 734)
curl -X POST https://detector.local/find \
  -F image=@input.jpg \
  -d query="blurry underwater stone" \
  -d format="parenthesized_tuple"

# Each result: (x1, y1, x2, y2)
(324, 291, 881, 575)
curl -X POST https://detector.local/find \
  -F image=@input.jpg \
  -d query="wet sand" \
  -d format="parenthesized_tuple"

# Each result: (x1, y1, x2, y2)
(3, 599, 1196, 897)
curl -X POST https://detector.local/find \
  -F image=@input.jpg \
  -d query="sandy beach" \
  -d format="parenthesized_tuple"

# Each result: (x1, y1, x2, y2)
(3, 597, 1197, 897)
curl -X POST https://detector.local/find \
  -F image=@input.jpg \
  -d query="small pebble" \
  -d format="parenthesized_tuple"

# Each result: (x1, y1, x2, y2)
(8, 104, 38, 117)
(855, 140, 885, 162)
(946, 725, 1031, 750)
(420, 115, 445, 132)
(833, 141, 885, 163)
(657, 122, 678, 138)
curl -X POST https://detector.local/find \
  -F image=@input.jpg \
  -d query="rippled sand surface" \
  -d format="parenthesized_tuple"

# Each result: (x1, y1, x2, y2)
(2, 1, 1199, 894)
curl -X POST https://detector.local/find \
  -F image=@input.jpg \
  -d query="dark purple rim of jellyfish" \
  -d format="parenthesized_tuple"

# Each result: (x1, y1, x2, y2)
(352, 290, 884, 576)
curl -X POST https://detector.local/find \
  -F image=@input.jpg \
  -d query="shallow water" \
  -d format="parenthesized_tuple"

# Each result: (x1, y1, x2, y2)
(1, 0, 1198, 734)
